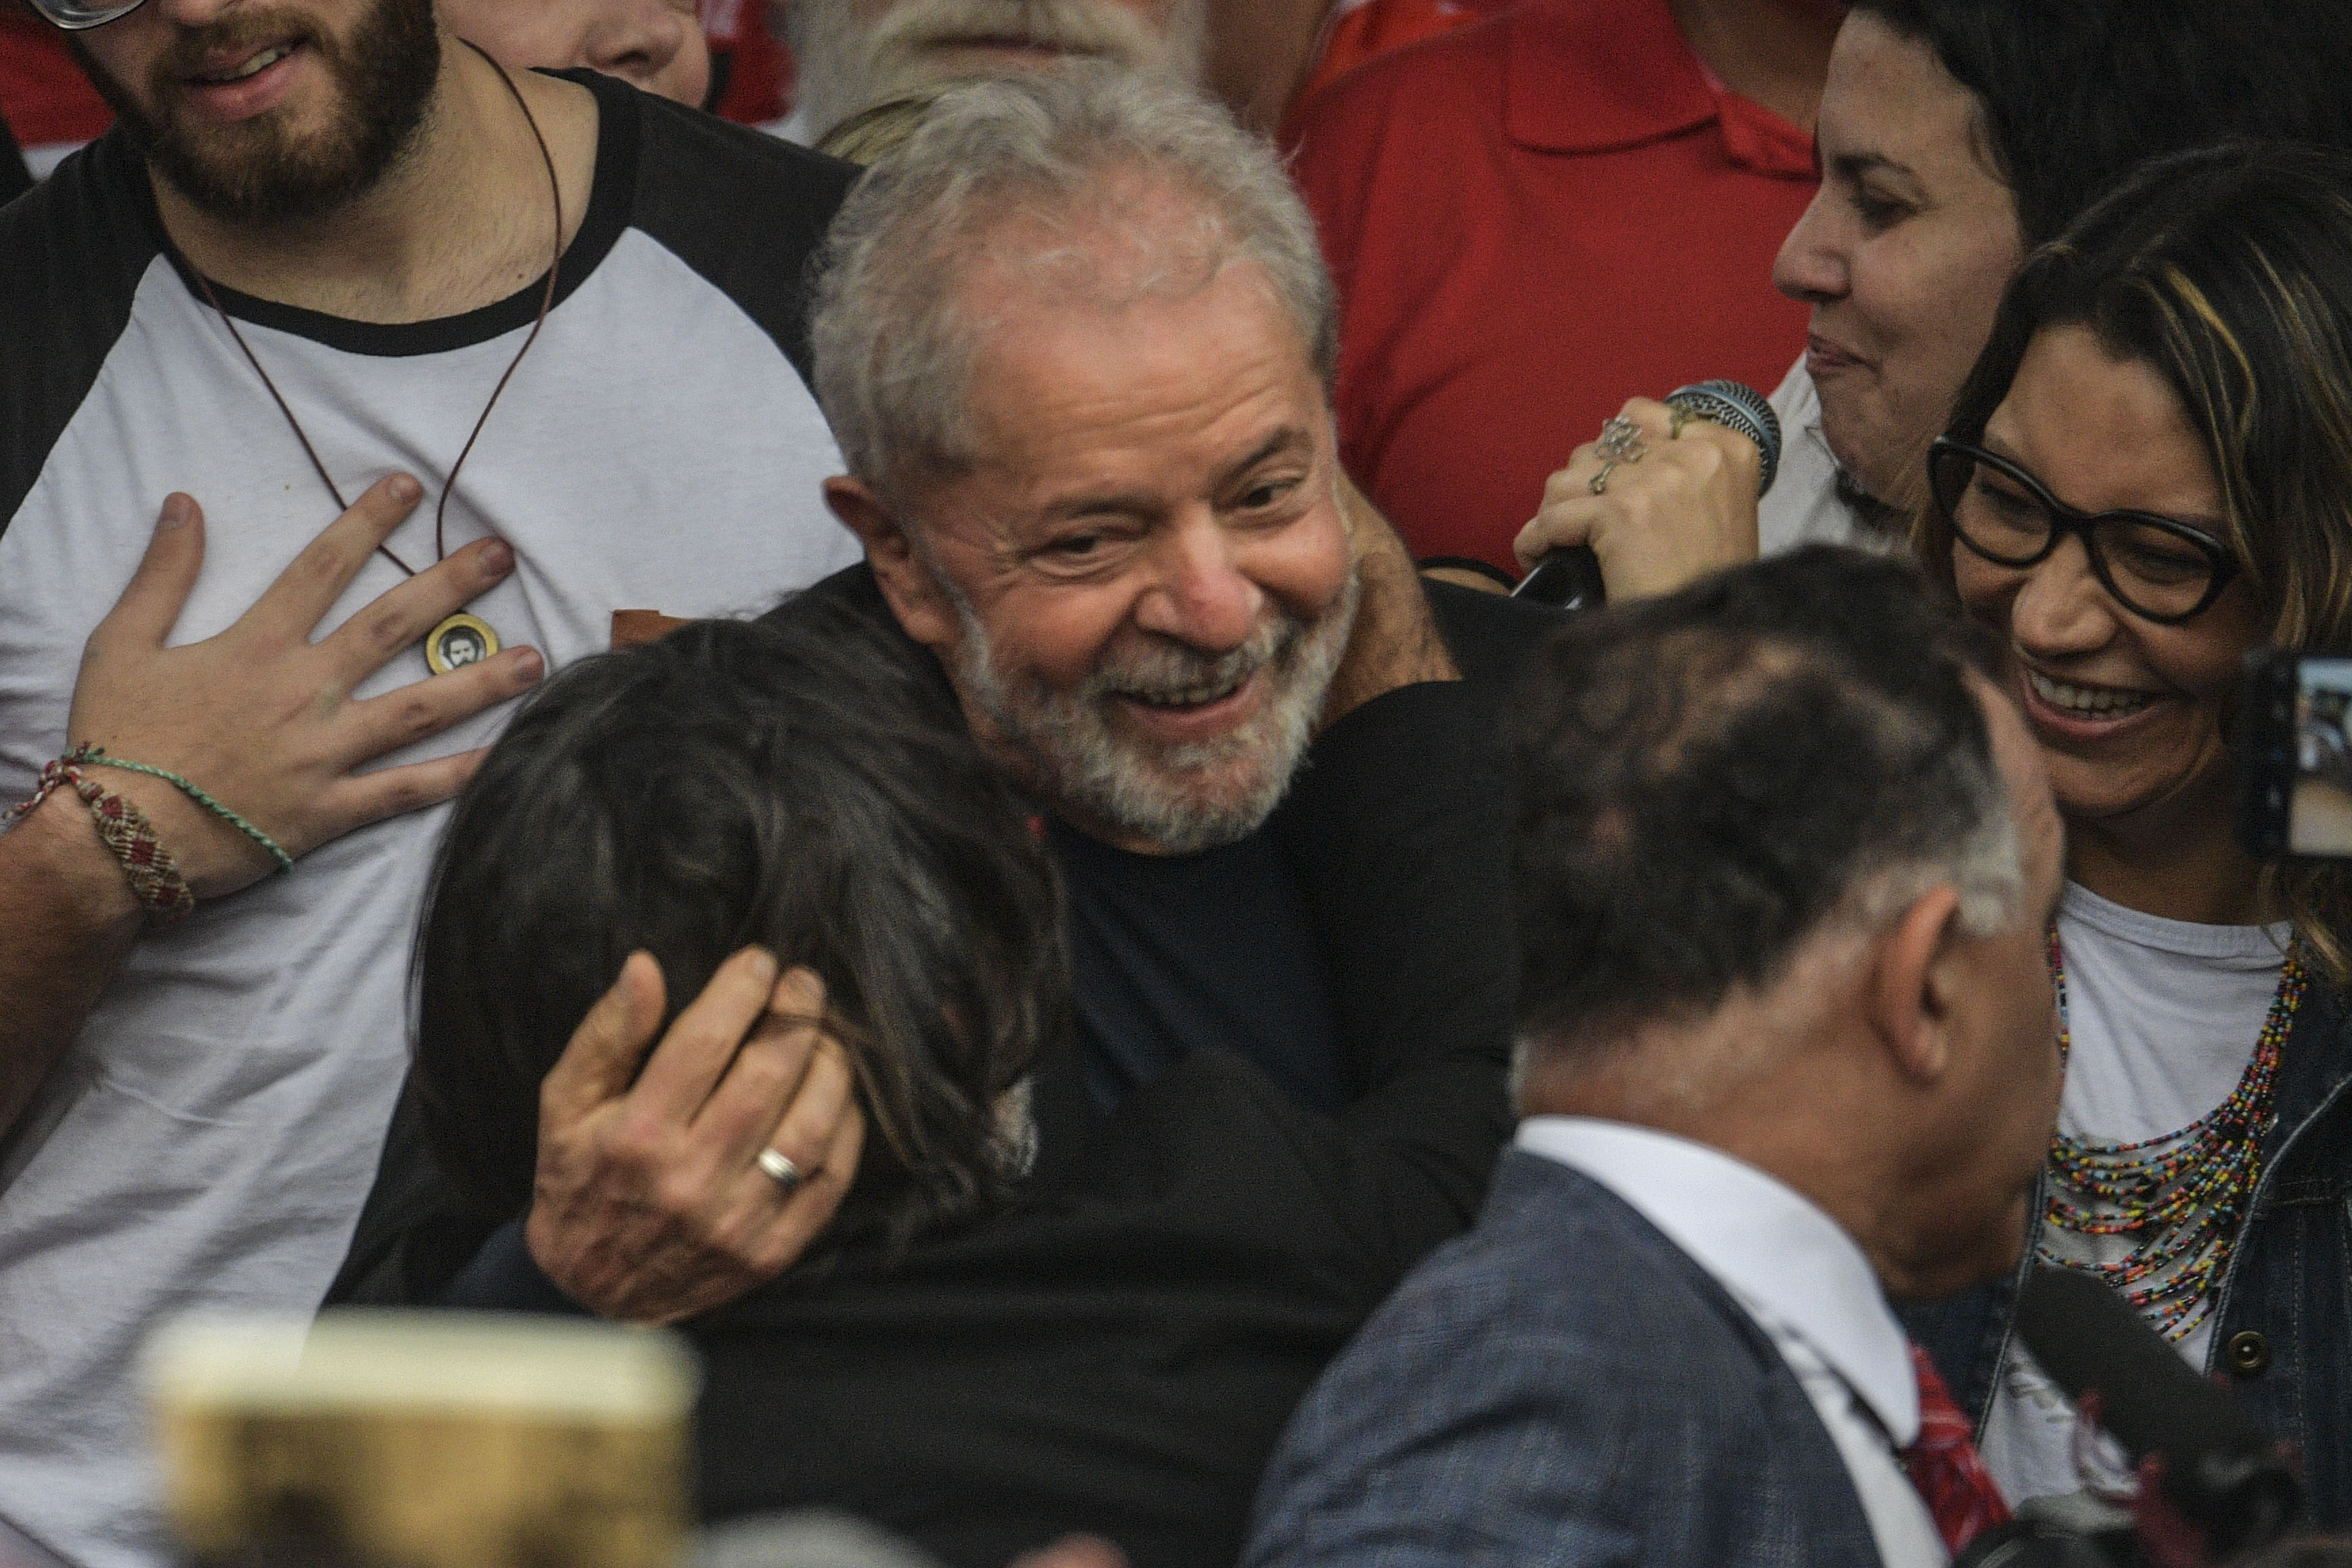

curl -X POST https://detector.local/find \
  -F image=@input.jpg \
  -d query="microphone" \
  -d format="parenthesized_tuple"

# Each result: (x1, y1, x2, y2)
(1512, 379, 1783, 610)
(2009, 1263, 2303, 1559)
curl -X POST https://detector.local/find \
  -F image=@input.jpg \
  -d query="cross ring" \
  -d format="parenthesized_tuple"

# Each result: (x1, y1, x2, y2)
(1596, 416, 1649, 464)
(1590, 460, 1619, 496)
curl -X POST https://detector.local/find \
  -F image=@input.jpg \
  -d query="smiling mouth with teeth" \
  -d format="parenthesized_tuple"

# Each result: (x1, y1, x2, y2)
(1119, 668, 1253, 710)
(195, 43, 295, 84)
(2025, 667, 2158, 718)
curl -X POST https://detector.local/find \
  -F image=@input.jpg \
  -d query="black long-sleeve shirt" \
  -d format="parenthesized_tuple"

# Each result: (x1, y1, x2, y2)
(332, 573, 1556, 1567)
(677, 669, 1527, 1568)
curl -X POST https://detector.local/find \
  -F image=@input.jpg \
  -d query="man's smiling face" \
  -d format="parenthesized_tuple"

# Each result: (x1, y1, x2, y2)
(836, 199, 1355, 856)
(73, 0, 439, 225)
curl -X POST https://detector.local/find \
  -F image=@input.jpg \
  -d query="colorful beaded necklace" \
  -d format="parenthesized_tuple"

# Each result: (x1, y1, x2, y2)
(2040, 926, 2302, 1341)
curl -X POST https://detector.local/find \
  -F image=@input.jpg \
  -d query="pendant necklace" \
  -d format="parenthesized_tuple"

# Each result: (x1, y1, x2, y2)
(192, 39, 561, 676)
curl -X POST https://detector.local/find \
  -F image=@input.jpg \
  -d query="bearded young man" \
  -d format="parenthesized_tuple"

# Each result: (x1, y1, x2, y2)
(0, 0, 866, 1558)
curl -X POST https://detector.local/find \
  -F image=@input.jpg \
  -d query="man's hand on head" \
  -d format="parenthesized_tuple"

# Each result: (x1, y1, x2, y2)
(526, 949, 865, 1324)
(64, 477, 544, 896)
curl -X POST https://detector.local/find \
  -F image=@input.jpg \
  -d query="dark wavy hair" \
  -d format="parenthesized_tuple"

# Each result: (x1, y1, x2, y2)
(1854, 0, 2352, 248)
(412, 596, 1068, 1259)
(1921, 143, 2352, 977)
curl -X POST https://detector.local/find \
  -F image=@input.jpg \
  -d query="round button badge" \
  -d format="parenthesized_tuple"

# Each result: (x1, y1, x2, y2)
(425, 613, 501, 677)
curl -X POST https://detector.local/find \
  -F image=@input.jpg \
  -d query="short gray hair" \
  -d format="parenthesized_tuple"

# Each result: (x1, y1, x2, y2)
(808, 66, 1338, 506)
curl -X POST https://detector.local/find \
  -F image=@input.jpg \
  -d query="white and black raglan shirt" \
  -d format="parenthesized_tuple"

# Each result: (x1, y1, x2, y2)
(0, 70, 861, 1568)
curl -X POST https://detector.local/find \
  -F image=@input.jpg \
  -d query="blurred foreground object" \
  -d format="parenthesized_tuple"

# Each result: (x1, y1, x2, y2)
(148, 1312, 697, 1568)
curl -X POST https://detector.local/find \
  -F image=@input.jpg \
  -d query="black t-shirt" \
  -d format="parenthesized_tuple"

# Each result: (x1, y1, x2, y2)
(674, 662, 1527, 1568)
(1051, 819, 1341, 1114)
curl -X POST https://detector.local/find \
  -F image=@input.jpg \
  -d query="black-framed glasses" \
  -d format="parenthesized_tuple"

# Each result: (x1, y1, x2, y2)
(27, 0, 149, 30)
(1928, 436, 2241, 624)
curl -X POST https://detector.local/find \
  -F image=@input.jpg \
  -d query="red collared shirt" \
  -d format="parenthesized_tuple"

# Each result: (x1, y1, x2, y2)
(1286, 0, 1818, 574)
(0, 8, 110, 158)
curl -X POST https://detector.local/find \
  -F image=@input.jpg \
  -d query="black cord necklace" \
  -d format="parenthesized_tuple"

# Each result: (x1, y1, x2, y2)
(192, 39, 563, 676)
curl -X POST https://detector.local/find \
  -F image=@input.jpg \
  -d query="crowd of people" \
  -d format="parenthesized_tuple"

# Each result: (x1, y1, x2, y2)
(4, 2, 2352, 1567)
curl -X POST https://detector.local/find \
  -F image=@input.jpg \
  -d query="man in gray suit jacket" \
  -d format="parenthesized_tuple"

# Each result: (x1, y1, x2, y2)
(1247, 548, 2066, 1568)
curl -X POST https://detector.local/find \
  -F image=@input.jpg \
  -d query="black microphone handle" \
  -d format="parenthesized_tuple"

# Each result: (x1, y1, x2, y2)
(1511, 547, 1607, 610)
(1510, 379, 1781, 609)
(2012, 1263, 2303, 1554)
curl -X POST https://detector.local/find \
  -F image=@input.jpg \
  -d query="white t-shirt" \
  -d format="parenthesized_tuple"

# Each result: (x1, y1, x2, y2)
(1980, 882, 2292, 1506)
(0, 76, 861, 1568)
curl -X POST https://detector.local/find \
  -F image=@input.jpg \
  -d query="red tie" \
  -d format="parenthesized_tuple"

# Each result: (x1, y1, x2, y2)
(1903, 1342, 2012, 1555)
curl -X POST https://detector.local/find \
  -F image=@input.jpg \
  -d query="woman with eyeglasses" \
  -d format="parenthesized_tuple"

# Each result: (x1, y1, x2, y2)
(1909, 141, 2352, 1527)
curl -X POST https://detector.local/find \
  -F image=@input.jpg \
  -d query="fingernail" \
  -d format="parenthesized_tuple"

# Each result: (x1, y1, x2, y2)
(481, 540, 515, 575)
(387, 473, 422, 505)
(775, 967, 824, 1011)
(158, 494, 193, 530)
(514, 647, 544, 682)
(745, 947, 780, 986)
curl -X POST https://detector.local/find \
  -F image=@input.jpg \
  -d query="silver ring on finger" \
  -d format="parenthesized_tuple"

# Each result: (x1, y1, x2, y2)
(1590, 460, 1619, 496)
(757, 1148, 804, 1193)
(1596, 416, 1649, 463)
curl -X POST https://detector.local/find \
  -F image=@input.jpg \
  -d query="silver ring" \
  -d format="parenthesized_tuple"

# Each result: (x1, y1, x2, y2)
(1596, 416, 1648, 463)
(756, 1148, 804, 1192)
(1590, 460, 1618, 496)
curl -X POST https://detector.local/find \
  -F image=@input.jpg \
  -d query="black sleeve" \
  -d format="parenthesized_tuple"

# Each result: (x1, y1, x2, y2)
(0, 110, 30, 208)
(1424, 577, 1561, 693)
(1265, 676, 1517, 1267)
(621, 81, 858, 387)
(0, 133, 158, 542)
(323, 1083, 505, 1306)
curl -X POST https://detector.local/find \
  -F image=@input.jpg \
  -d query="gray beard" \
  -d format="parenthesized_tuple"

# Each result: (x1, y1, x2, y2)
(786, 0, 1208, 142)
(942, 565, 1358, 856)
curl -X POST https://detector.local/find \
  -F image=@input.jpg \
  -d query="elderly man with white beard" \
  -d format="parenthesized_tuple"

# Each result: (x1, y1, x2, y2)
(779, 0, 1204, 144)
(336, 70, 1546, 1408)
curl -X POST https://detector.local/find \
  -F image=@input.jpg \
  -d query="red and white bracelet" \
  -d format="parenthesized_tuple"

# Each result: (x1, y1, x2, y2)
(6, 754, 197, 926)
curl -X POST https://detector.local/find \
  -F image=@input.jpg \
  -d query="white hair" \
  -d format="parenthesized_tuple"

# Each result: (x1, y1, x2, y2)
(808, 66, 1338, 508)
(785, 0, 1209, 144)
(1850, 777, 2027, 940)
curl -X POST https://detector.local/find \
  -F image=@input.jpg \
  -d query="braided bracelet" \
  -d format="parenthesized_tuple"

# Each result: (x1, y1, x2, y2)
(6, 756, 196, 926)
(65, 745, 292, 873)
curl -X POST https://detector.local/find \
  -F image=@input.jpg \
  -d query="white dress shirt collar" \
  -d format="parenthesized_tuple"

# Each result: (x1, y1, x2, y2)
(1516, 1115, 1920, 1445)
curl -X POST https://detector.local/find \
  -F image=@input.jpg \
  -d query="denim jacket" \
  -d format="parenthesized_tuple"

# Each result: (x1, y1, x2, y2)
(1905, 975, 2352, 1526)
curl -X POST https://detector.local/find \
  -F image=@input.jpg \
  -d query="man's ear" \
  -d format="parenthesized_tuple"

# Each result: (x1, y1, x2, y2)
(1870, 885, 1965, 1084)
(825, 476, 957, 653)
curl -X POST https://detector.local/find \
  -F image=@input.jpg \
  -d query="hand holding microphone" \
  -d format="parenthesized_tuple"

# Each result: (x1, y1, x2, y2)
(1512, 380, 1781, 609)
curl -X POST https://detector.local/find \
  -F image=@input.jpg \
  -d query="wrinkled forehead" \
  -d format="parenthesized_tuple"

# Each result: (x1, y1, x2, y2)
(934, 173, 1309, 389)
(961, 179, 1238, 313)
